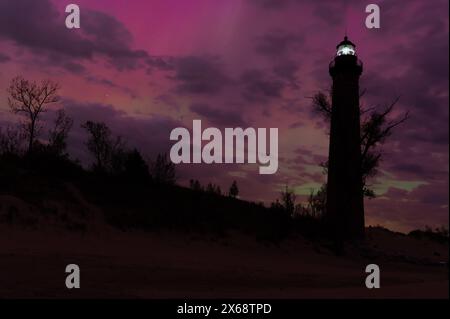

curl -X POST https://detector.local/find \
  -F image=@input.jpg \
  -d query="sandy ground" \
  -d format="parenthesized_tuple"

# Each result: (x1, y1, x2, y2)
(0, 226, 447, 299)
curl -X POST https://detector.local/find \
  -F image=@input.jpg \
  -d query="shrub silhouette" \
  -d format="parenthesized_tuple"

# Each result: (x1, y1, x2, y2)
(0, 125, 24, 157)
(408, 226, 449, 244)
(111, 148, 150, 183)
(150, 153, 176, 185)
(228, 180, 239, 198)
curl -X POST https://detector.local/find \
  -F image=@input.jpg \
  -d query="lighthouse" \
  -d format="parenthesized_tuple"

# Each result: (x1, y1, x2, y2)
(326, 36, 365, 239)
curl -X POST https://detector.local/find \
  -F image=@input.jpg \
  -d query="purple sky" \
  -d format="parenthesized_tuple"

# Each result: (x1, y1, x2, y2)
(0, 0, 448, 232)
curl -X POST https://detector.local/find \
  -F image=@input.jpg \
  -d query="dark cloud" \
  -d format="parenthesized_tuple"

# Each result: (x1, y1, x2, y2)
(85, 76, 136, 97)
(0, 53, 10, 63)
(255, 31, 304, 58)
(310, 1, 350, 27)
(146, 56, 175, 71)
(289, 121, 304, 128)
(272, 59, 300, 88)
(383, 142, 448, 181)
(0, 0, 161, 72)
(359, 5, 449, 150)
(366, 182, 448, 232)
(388, 163, 426, 175)
(293, 146, 327, 166)
(172, 56, 231, 94)
(240, 69, 284, 102)
(279, 97, 310, 116)
(250, 0, 359, 15)
(81, 10, 148, 70)
(402, 123, 449, 146)
(419, 184, 449, 206)
(155, 94, 181, 111)
(62, 61, 86, 74)
(189, 103, 247, 127)
(250, 31, 302, 104)
(249, 0, 293, 10)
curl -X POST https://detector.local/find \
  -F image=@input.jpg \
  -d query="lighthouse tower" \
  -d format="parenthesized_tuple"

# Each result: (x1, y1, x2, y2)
(326, 36, 365, 239)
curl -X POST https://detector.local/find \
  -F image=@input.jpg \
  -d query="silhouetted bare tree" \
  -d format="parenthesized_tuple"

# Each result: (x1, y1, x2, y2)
(280, 185, 296, 217)
(312, 92, 409, 196)
(306, 184, 327, 217)
(7, 76, 60, 154)
(82, 121, 125, 172)
(48, 109, 73, 157)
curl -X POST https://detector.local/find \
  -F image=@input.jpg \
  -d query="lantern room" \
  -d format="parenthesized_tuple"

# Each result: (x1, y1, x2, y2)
(336, 36, 356, 56)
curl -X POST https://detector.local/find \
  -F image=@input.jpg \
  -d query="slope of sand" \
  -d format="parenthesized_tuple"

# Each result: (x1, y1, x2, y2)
(0, 226, 447, 298)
